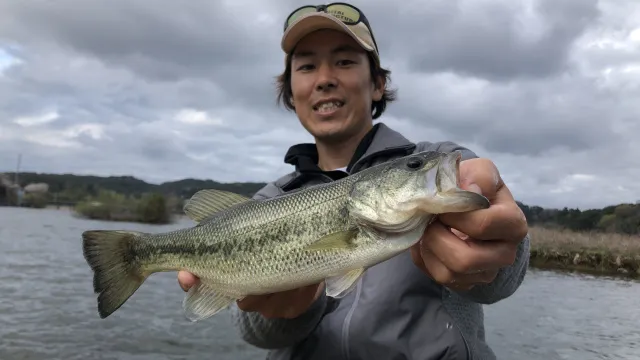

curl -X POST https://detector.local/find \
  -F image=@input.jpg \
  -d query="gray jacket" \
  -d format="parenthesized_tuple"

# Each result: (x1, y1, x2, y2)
(231, 123, 530, 360)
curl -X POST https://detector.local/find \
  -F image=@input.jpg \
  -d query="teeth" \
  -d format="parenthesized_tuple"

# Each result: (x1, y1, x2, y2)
(315, 101, 343, 112)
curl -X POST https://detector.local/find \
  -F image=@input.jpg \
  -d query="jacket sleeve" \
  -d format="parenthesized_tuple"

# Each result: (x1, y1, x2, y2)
(231, 292, 329, 349)
(460, 233, 530, 304)
(422, 141, 531, 304)
(230, 181, 329, 349)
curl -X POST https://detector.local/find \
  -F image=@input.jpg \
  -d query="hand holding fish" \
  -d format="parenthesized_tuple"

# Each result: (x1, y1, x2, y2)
(410, 158, 529, 292)
(178, 271, 324, 319)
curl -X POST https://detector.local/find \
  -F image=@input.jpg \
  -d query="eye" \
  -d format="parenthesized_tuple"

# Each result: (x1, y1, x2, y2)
(296, 64, 315, 71)
(337, 59, 355, 66)
(406, 157, 423, 170)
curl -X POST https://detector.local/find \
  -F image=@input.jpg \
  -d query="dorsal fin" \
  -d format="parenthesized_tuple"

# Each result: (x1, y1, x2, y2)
(183, 189, 251, 223)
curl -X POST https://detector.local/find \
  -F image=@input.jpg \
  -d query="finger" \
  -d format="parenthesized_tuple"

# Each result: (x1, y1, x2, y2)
(177, 271, 199, 292)
(260, 285, 321, 319)
(442, 159, 528, 241)
(418, 245, 499, 289)
(439, 199, 528, 242)
(237, 293, 275, 312)
(410, 242, 428, 273)
(422, 221, 518, 274)
(237, 283, 321, 318)
(238, 287, 304, 313)
(458, 158, 503, 201)
(412, 241, 498, 286)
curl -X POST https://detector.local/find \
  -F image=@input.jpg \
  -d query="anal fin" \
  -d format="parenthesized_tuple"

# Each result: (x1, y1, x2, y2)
(183, 281, 238, 322)
(325, 267, 365, 298)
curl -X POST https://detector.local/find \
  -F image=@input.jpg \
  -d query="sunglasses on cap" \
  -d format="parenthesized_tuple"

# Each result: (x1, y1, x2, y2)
(283, 2, 380, 52)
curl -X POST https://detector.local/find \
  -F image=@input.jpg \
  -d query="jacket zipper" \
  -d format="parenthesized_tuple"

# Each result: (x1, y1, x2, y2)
(330, 145, 417, 360)
(458, 325, 472, 360)
(341, 277, 363, 360)
(446, 289, 472, 360)
(316, 170, 358, 360)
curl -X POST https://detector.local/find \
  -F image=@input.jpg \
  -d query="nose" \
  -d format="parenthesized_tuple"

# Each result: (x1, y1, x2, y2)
(315, 63, 337, 92)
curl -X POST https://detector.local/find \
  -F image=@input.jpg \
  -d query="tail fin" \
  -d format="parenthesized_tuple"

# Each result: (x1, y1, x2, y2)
(82, 230, 147, 319)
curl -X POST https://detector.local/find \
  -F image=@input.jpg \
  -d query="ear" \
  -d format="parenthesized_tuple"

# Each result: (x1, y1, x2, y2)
(372, 75, 385, 102)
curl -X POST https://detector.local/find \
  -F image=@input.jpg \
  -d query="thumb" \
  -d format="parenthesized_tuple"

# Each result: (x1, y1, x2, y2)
(178, 271, 198, 292)
(458, 158, 501, 201)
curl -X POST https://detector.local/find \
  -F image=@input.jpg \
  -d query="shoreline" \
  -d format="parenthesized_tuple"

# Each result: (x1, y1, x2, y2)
(528, 254, 640, 278)
(528, 226, 640, 278)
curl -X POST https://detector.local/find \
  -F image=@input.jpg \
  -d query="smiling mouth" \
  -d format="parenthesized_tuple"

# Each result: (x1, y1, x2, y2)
(313, 101, 345, 113)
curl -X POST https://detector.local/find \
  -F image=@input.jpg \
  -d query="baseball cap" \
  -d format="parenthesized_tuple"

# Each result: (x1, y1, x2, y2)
(280, 4, 380, 64)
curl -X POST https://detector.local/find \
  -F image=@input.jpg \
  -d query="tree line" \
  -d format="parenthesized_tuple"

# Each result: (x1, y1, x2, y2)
(2, 172, 639, 235)
(517, 202, 639, 235)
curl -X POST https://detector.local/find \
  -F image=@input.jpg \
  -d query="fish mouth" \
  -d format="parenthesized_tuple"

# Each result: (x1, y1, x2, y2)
(452, 151, 462, 188)
(440, 150, 463, 188)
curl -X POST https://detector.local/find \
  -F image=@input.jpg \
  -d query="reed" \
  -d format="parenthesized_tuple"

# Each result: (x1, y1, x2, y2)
(528, 226, 640, 276)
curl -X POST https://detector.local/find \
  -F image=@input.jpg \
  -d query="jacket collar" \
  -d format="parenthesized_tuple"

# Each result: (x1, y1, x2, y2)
(283, 122, 416, 175)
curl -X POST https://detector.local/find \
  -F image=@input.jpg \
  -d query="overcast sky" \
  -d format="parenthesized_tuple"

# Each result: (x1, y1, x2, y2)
(1, 0, 639, 210)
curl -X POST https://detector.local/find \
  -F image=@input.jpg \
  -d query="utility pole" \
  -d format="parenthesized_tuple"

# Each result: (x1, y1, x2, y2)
(14, 153, 21, 185)
(15, 153, 22, 207)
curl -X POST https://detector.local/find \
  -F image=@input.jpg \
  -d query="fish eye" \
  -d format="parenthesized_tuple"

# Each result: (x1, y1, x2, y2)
(406, 157, 423, 170)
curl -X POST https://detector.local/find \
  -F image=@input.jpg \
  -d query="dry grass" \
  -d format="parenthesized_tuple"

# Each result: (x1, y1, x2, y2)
(528, 226, 640, 276)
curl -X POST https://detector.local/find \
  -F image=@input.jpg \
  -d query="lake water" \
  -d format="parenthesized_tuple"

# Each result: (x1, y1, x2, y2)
(1, 207, 638, 360)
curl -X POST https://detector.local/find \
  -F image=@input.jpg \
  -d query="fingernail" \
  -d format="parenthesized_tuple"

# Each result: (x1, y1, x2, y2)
(451, 228, 469, 240)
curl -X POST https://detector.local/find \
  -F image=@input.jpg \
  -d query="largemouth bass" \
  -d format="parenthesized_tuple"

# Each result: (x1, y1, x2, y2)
(82, 150, 490, 322)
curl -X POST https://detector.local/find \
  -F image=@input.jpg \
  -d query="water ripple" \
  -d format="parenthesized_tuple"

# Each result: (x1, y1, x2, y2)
(2, 207, 639, 360)
(0, 207, 265, 360)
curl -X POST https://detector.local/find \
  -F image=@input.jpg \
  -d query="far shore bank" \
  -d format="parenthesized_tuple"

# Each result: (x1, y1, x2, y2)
(528, 226, 640, 277)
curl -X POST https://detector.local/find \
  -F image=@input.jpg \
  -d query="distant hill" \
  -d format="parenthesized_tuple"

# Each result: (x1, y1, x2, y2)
(3, 172, 266, 200)
(2, 171, 639, 235)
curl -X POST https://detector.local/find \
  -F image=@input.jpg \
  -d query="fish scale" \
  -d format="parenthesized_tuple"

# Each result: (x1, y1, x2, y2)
(135, 174, 367, 293)
(81, 150, 491, 321)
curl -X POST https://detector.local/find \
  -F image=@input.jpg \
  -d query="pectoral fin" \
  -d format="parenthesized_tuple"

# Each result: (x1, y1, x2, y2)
(183, 189, 252, 223)
(325, 267, 365, 298)
(303, 229, 359, 251)
(182, 281, 237, 322)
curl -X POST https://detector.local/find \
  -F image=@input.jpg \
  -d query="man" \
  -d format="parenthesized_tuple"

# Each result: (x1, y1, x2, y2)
(179, 3, 530, 359)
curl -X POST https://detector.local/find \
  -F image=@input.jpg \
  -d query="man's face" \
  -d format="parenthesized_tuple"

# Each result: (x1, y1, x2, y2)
(290, 29, 383, 143)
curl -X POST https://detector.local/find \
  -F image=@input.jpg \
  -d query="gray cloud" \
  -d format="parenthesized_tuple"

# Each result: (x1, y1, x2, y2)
(388, 70, 630, 156)
(0, 0, 639, 210)
(366, 0, 601, 81)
